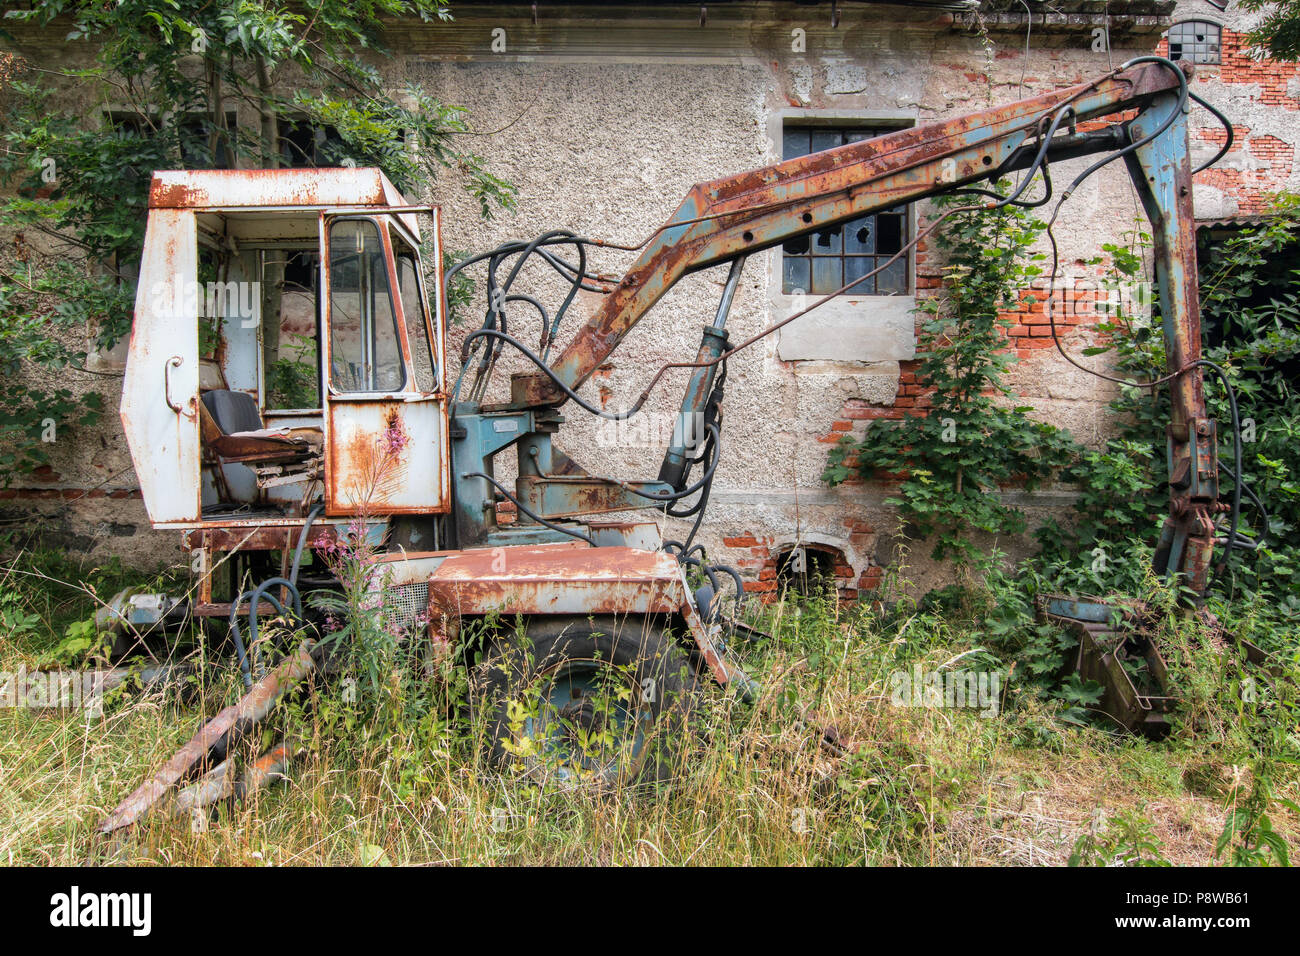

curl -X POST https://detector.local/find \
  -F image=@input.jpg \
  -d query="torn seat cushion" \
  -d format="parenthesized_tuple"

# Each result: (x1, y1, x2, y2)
(200, 390, 319, 464)
(201, 389, 264, 435)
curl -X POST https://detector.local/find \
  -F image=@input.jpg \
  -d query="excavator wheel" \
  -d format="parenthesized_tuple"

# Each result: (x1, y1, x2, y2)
(471, 615, 700, 791)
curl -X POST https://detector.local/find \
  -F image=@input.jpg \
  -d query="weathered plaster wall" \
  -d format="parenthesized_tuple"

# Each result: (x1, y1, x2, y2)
(392, 3, 1171, 597)
(3, 1, 1294, 597)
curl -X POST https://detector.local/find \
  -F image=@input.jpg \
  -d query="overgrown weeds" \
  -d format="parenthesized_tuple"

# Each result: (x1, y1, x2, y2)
(1, 546, 1295, 866)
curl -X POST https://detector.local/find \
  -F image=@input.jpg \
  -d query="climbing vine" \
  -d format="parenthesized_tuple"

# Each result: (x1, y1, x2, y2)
(1037, 194, 1300, 626)
(824, 181, 1079, 569)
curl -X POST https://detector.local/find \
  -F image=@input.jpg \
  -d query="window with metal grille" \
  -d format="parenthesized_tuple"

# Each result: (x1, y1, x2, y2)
(781, 125, 910, 296)
(104, 110, 237, 168)
(279, 116, 347, 168)
(1168, 21, 1222, 65)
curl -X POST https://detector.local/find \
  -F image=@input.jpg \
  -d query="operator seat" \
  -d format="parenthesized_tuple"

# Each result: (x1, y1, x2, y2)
(199, 389, 325, 504)
(199, 390, 318, 464)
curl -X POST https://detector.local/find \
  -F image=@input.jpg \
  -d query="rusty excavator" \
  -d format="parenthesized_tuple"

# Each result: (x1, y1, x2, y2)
(100, 55, 1260, 830)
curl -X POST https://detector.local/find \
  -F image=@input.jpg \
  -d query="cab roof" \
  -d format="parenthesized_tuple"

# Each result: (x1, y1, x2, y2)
(148, 167, 412, 211)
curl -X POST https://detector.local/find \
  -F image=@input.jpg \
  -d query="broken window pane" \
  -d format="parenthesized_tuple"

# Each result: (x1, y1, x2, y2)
(781, 124, 911, 295)
(877, 214, 903, 255)
(178, 112, 237, 169)
(845, 216, 874, 254)
(876, 258, 908, 295)
(812, 227, 841, 255)
(280, 117, 347, 168)
(1168, 21, 1221, 65)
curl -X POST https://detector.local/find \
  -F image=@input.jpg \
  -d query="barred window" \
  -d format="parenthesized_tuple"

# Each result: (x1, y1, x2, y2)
(1169, 21, 1222, 65)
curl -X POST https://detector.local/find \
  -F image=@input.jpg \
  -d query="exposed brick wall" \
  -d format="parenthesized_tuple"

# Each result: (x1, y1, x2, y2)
(723, 533, 778, 597)
(1190, 30, 1300, 109)
(1161, 28, 1300, 213)
(722, 530, 881, 603)
(1195, 123, 1296, 213)
(819, 227, 1114, 445)
(844, 517, 884, 596)
(1003, 278, 1112, 360)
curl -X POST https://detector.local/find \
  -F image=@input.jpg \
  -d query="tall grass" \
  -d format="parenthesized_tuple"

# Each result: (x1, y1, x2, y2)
(0, 548, 1296, 867)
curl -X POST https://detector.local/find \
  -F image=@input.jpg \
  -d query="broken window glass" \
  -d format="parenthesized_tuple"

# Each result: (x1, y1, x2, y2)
(1168, 21, 1222, 65)
(781, 125, 912, 295)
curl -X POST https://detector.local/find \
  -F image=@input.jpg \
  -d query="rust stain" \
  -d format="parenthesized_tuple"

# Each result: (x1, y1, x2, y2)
(183, 525, 341, 552)
(427, 544, 685, 617)
(433, 542, 671, 581)
(327, 401, 411, 513)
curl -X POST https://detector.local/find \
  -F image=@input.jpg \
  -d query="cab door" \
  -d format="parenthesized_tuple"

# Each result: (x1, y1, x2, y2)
(321, 214, 449, 516)
(120, 208, 202, 524)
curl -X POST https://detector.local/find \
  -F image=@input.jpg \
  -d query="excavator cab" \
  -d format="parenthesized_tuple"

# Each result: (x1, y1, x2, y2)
(120, 169, 450, 538)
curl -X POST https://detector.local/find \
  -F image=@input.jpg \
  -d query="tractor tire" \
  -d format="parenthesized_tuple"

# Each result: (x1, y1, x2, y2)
(472, 615, 700, 791)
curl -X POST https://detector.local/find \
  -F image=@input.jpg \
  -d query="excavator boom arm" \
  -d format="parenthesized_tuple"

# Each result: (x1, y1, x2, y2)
(476, 58, 1219, 598)
(510, 60, 1191, 408)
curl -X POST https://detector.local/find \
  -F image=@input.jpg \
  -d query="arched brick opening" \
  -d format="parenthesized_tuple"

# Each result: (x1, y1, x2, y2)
(772, 541, 857, 600)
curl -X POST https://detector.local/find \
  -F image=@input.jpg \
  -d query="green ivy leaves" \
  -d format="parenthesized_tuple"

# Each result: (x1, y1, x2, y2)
(823, 179, 1079, 568)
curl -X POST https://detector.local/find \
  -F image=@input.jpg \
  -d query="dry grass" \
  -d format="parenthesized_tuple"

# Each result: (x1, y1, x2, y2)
(1, 554, 1297, 867)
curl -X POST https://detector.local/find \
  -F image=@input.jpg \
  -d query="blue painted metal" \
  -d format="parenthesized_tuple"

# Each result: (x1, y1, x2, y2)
(452, 402, 674, 545)
(484, 525, 577, 548)
(1045, 596, 1118, 624)
(515, 424, 672, 518)
(1124, 86, 1218, 598)
(657, 256, 744, 489)
(450, 406, 536, 546)
(515, 474, 673, 520)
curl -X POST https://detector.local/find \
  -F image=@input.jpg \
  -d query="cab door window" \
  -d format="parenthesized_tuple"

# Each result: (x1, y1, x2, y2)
(390, 228, 439, 393)
(328, 219, 404, 393)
